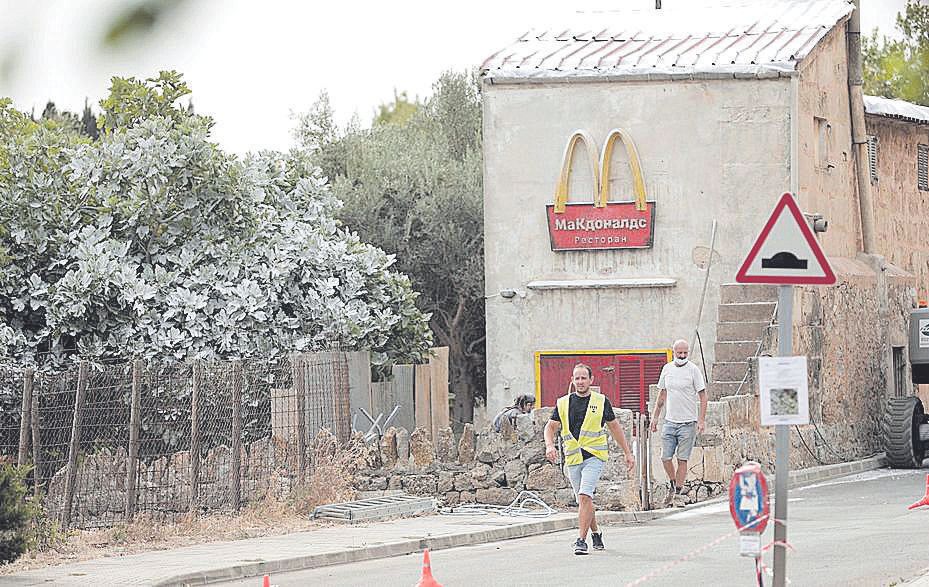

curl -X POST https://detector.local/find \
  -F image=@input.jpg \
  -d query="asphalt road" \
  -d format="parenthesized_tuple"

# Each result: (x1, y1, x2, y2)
(222, 468, 929, 587)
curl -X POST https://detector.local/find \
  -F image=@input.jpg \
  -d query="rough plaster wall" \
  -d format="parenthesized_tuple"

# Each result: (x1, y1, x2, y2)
(868, 116, 929, 296)
(483, 79, 790, 413)
(796, 24, 861, 257)
(797, 263, 914, 459)
(735, 261, 915, 466)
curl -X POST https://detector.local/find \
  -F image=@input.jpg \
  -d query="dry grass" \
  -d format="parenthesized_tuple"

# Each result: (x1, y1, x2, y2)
(1, 431, 371, 575)
(0, 493, 324, 574)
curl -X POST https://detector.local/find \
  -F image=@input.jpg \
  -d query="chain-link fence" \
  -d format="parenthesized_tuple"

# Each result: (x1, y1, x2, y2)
(0, 352, 351, 529)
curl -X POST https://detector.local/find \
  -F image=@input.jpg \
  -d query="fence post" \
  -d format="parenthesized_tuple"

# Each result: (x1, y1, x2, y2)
(31, 377, 42, 499)
(62, 361, 89, 528)
(125, 359, 143, 521)
(428, 347, 450, 441)
(334, 353, 351, 443)
(292, 353, 306, 479)
(414, 364, 432, 438)
(189, 361, 201, 513)
(18, 367, 34, 467)
(231, 360, 243, 511)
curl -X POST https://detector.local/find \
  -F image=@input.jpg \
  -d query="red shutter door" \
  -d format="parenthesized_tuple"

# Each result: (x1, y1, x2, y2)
(537, 352, 668, 409)
(538, 354, 620, 407)
(615, 353, 668, 414)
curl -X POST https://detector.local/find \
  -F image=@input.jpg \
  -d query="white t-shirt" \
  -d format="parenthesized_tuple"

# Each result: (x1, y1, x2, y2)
(657, 361, 706, 423)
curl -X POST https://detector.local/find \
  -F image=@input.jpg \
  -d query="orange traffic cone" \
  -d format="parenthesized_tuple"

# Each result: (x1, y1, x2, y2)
(415, 549, 443, 587)
(261, 575, 270, 587)
(908, 474, 929, 510)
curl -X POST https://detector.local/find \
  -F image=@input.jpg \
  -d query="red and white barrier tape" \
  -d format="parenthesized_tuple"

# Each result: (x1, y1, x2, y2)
(624, 515, 794, 586)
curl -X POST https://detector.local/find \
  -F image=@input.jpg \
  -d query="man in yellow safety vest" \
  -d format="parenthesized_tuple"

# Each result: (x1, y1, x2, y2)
(544, 363, 635, 555)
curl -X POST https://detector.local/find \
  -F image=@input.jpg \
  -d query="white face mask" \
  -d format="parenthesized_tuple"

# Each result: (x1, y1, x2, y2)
(674, 357, 688, 366)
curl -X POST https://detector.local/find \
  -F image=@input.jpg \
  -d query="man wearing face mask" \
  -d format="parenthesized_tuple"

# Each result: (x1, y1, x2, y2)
(650, 339, 707, 508)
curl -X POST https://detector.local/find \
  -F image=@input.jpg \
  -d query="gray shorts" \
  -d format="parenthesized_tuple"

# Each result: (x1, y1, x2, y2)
(661, 421, 697, 461)
(565, 456, 605, 498)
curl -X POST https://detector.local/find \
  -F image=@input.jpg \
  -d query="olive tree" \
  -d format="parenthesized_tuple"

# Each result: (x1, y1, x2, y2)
(294, 71, 484, 423)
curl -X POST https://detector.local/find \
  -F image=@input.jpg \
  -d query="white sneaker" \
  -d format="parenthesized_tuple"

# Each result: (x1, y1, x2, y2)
(673, 493, 687, 508)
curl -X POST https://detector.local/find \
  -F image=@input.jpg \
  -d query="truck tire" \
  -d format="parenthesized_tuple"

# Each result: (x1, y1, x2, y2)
(884, 396, 926, 468)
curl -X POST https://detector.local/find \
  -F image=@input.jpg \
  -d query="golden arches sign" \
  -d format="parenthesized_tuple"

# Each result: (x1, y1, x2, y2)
(547, 129, 655, 251)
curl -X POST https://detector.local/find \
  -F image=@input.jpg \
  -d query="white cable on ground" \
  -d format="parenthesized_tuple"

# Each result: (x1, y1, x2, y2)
(438, 490, 558, 518)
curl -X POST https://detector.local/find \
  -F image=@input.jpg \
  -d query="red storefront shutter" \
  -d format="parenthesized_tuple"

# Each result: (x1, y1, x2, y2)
(537, 351, 669, 411)
(616, 353, 668, 413)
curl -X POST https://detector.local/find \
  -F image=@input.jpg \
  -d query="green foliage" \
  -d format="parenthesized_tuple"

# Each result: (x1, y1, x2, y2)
(863, 1, 929, 106)
(0, 465, 31, 563)
(0, 72, 432, 368)
(294, 71, 484, 416)
(34, 101, 99, 140)
(97, 70, 205, 134)
(373, 90, 421, 126)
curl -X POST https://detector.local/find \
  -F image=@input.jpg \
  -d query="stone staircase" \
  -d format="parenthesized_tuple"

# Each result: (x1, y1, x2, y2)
(709, 284, 777, 399)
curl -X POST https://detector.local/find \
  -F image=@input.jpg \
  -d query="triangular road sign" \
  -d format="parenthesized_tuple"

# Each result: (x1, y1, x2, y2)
(735, 192, 836, 285)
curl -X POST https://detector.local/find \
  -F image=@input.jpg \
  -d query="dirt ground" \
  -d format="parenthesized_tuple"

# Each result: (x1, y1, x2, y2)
(0, 499, 327, 575)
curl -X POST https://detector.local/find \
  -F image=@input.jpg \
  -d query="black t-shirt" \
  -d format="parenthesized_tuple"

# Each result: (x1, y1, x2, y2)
(550, 393, 616, 460)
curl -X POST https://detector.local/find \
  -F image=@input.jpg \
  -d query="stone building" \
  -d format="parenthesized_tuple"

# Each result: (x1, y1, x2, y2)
(480, 0, 929, 457)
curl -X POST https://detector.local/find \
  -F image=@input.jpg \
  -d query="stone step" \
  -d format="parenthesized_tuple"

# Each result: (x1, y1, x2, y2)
(720, 283, 778, 304)
(712, 361, 749, 383)
(717, 321, 769, 342)
(717, 302, 776, 323)
(708, 381, 743, 398)
(714, 341, 759, 363)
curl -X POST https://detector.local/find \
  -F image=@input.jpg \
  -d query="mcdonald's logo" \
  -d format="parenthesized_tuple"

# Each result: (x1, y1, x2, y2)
(545, 129, 656, 251)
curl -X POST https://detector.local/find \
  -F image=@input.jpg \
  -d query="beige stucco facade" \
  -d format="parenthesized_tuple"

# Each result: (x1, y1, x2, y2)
(483, 77, 793, 414)
(482, 16, 929, 424)
(796, 25, 862, 257)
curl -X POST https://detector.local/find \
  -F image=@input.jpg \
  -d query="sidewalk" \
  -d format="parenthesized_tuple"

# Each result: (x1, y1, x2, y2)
(0, 454, 889, 586)
(0, 510, 664, 586)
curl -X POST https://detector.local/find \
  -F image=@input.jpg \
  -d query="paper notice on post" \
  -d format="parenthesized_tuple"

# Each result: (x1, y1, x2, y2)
(758, 356, 809, 426)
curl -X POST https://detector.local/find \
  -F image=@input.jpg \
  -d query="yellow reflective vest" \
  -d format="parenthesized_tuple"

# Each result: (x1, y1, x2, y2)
(557, 392, 609, 465)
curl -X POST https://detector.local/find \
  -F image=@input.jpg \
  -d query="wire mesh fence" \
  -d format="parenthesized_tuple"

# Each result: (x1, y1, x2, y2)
(0, 352, 352, 529)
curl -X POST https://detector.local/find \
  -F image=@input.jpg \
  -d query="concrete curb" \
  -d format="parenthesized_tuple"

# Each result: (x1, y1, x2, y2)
(154, 455, 886, 586)
(155, 510, 668, 586)
(787, 453, 886, 489)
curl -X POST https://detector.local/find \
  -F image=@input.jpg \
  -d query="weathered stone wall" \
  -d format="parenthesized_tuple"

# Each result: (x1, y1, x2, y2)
(693, 261, 916, 478)
(356, 407, 729, 510)
(867, 116, 929, 294)
(46, 437, 308, 525)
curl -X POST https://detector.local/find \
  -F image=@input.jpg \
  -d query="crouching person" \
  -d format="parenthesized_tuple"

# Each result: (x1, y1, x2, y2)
(544, 363, 635, 555)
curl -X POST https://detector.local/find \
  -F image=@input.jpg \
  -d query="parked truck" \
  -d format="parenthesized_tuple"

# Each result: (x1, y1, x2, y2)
(884, 308, 929, 468)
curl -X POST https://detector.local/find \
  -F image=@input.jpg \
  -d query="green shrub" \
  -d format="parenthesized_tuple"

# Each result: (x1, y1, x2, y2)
(0, 465, 31, 564)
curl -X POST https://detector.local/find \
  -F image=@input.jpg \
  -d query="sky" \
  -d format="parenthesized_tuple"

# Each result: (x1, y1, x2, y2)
(0, 0, 910, 154)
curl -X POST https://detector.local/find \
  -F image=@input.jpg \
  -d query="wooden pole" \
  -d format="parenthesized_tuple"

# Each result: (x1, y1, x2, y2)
(189, 361, 201, 513)
(31, 378, 42, 500)
(429, 347, 450, 442)
(62, 361, 89, 528)
(414, 364, 432, 438)
(231, 360, 243, 511)
(125, 359, 143, 520)
(336, 353, 351, 442)
(17, 368, 34, 467)
(292, 354, 306, 479)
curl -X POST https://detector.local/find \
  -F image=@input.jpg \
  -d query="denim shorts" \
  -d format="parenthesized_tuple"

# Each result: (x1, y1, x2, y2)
(566, 456, 605, 498)
(661, 421, 697, 461)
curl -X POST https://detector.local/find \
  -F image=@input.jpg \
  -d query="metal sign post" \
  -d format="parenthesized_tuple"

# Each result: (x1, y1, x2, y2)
(773, 285, 792, 587)
(735, 192, 837, 587)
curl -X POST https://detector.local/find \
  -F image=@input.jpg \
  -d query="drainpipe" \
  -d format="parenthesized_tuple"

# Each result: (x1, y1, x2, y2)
(848, 0, 877, 254)
(848, 1, 896, 419)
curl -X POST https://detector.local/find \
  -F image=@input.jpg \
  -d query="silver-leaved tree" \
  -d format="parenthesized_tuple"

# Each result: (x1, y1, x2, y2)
(0, 71, 432, 367)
